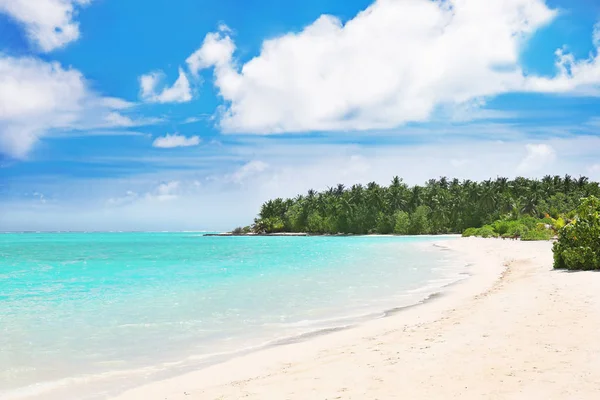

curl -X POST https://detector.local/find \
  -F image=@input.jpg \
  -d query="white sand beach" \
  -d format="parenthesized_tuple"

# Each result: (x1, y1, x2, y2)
(113, 238, 600, 400)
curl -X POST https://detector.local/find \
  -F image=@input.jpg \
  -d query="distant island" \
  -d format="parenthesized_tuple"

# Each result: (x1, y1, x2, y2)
(227, 175, 599, 241)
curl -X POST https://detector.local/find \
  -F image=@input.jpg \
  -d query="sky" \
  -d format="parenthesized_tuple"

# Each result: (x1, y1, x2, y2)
(1, 0, 600, 231)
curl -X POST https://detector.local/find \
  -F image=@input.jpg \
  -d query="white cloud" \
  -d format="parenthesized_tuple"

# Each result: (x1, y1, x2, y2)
(0, 0, 90, 52)
(183, 117, 201, 124)
(107, 182, 184, 207)
(32, 192, 47, 204)
(4, 135, 600, 231)
(0, 55, 143, 158)
(104, 112, 138, 127)
(188, 0, 559, 133)
(148, 181, 181, 202)
(0, 57, 85, 120)
(107, 190, 138, 206)
(230, 160, 269, 183)
(92, 112, 162, 129)
(525, 41, 600, 95)
(139, 68, 192, 103)
(186, 25, 236, 76)
(517, 143, 556, 173)
(183, 1, 600, 133)
(587, 163, 600, 181)
(152, 133, 201, 148)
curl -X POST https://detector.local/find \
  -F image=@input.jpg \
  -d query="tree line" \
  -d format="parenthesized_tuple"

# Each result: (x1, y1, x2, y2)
(249, 175, 600, 235)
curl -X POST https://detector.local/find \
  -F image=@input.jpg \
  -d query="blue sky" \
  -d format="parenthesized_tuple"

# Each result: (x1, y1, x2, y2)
(1, 0, 599, 231)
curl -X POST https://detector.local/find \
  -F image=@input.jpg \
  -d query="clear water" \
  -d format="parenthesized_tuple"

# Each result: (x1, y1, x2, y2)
(0, 233, 464, 399)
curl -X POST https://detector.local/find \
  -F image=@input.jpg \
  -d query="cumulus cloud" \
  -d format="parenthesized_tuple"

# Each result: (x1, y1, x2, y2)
(139, 68, 192, 103)
(106, 182, 185, 208)
(152, 133, 201, 148)
(230, 160, 269, 184)
(0, 55, 144, 158)
(148, 181, 181, 202)
(518, 143, 557, 173)
(525, 22, 600, 95)
(182, 0, 600, 134)
(186, 25, 236, 75)
(0, 0, 90, 52)
(187, 0, 560, 133)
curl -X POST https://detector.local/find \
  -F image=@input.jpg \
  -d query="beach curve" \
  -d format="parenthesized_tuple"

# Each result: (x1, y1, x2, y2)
(111, 237, 600, 399)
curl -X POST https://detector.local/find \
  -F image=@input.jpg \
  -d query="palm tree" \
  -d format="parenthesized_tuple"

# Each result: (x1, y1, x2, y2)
(408, 186, 422, 212)
(479, 180, 498, 218)
(250, 175, 597, 234)
(563, 175, 573, 193)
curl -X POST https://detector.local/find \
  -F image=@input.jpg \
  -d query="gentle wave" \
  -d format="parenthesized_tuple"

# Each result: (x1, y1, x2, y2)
(0, 233, 465, 399)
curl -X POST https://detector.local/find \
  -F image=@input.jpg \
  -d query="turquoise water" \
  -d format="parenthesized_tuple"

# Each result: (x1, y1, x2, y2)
(0, 233, 463, 399)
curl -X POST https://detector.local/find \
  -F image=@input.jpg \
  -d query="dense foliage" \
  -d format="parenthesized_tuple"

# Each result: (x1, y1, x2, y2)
(462, 216, 556, 241)
(553, 196, 600, 270)
(251, 175, 599, 235)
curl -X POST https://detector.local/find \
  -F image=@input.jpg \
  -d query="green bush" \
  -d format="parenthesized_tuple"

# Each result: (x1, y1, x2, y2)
(518, 216, 540, 230)
(394, 211, 410, 235)
(462, 225, 498, 238)
(409, 206, 431, 235)
(477, 225, 498, 238)
(540, 216, 554, 225)
(521, 228, 553, 241)
(491, 218, 545, 238)
(491, 220, 511, 236)
(462, 227, 479, 237)
(552, 217, 566, 231)
(553, 196, 600, 270)
(376, 212, 395, 234)
(231, 227, 244, 235)
(506, 224, 528, 238)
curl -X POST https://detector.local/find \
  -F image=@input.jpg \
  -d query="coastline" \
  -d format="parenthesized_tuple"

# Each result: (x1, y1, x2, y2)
(0, 235, 464, 400)
(111, 237, 600, 399)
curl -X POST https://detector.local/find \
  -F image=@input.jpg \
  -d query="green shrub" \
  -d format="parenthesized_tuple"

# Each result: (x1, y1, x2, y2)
(376, 212, 395, 234)
(553, 196, 600, 270)
(477, 225, 498, 238)
(491, 220, 511, 236)
(521, 228, 553, 241)
(491, 218, 540, 238)
(505, 223, 528, 238)
(307, 212, 324, 234)
(394, 211, 410, 235)
(462, 226, 498, 238)
(462, 227, 478, 237)
(231, 227, 244, 235)
(552, 217, 566, 231)
(518, 216, 540, 230)
(540, 217, 554, 225)
(409, 206, 431, 235)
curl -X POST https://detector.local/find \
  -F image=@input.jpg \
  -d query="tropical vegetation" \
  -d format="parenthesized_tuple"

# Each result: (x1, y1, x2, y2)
(248, 175, 599, 236)
(462, 215, 557, 241)
(553, 196, 600, 270)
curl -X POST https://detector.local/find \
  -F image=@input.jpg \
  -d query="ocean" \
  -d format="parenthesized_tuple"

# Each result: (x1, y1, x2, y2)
(0, 233, 465, 399)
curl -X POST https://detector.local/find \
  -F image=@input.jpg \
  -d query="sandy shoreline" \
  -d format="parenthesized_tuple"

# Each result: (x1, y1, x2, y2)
(113, 238, 600, 399)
